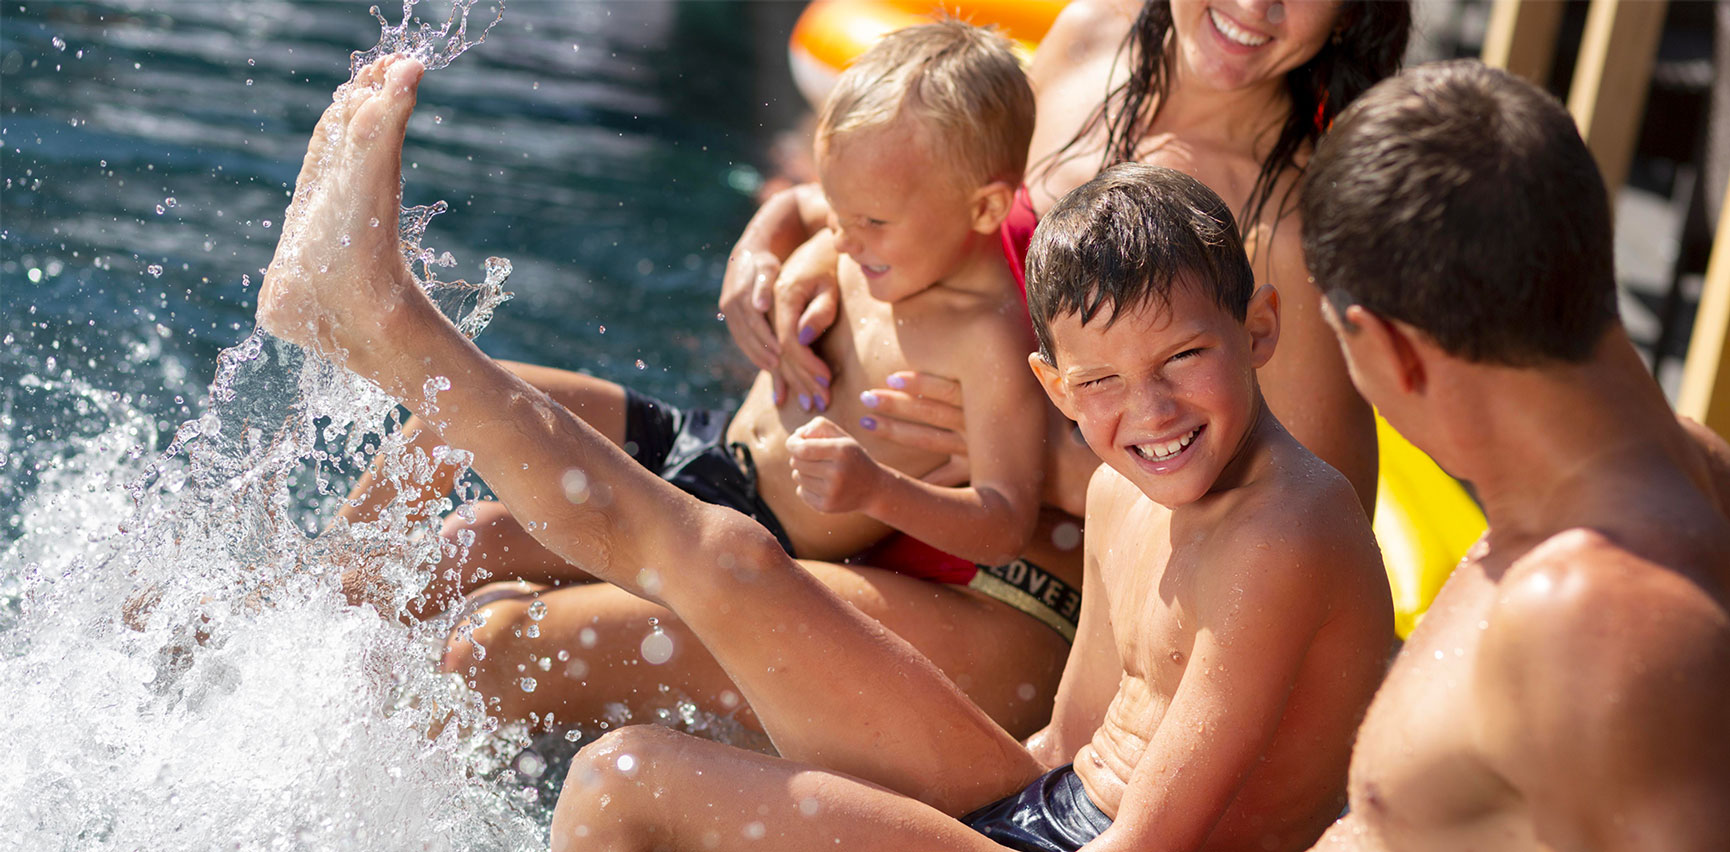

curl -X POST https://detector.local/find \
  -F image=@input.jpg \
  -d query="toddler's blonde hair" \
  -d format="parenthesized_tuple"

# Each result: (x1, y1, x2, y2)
(817, 18, 1034, 189)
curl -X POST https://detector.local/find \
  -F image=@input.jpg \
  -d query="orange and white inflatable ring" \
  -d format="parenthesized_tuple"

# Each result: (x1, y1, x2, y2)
(788, 0, 1065, 108)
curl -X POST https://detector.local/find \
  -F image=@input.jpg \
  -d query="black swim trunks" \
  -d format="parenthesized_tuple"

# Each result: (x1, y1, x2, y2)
(961, 764, 1113, 851)
(621, 388, 796, 555)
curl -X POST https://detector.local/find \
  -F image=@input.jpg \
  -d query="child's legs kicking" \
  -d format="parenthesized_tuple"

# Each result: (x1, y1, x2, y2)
(553, 724, 1024, 851)
(338, 360, 631, 526)
(338, 361, 624, 617)
(445, 562, 1070, 739)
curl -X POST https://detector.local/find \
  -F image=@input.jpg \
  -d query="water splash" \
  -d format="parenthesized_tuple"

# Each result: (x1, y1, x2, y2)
(0, 2, 537, 849)
(355, 0, 508, 76)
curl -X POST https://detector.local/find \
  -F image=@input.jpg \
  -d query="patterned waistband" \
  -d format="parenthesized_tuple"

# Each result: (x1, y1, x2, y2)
(967, 558, 1081, 643)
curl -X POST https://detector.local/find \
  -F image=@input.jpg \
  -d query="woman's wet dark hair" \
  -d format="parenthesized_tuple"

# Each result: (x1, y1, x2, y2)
(1043, 1, 1410, 238)
(1026, 163, 1255, 364)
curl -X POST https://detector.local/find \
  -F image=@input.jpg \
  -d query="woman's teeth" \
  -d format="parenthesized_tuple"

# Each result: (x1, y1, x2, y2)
(1209, 8, 1270, 47)
(1137, 427, 1200, 463)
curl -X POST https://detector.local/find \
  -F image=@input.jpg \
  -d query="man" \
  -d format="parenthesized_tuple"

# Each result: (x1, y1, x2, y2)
(1301, 60, 1730, 851)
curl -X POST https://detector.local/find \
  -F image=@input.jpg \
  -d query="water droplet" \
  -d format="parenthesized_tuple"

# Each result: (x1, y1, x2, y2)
(634, 359, 646, 370)
(527, 599, 548, 621)
(155, 204, 165, 215)
(368, 217, 380, 228)
(262, 220, 272, 229)
(525, 624, 540, 638)
(556, 649, 570, 661)
(519, 676, 537, 693)
(640, 629, 674, 665)
(146, 265, 163, 278)
(564, 729, 583, 742)
(164, 197, 176, 208)
(742, 821, 766, 840)
(51, 36, 66, 51)
(516, 751, 546, 779)
(339, 235, 351, 247)
(616, 753, 637, 774)
(578, 628, 597, 648)
(798, 797, 821, 817)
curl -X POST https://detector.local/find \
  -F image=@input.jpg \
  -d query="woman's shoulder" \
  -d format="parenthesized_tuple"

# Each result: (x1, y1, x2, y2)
(1037, 0, 1139, 66)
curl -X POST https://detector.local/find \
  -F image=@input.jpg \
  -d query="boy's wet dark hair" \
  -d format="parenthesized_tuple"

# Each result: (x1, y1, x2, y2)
(1026, 163, 1255, 364)
(1301, 60, 1619, 365)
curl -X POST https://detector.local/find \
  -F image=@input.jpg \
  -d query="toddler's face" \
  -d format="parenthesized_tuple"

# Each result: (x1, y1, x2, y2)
(1034, 282, 1270, 508)
(818, 122, 984, 302)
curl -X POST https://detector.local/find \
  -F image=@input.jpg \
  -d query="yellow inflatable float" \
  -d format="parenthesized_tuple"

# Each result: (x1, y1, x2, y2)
(787, 0, 1486, 637)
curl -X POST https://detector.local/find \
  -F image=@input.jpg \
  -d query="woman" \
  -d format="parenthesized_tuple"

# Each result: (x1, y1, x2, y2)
(437, 0, 1409, 741)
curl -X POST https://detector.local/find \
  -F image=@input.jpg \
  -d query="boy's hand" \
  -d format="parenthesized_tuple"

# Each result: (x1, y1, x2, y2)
(770, 232, 840, 411)
(785, 416, 882, 514)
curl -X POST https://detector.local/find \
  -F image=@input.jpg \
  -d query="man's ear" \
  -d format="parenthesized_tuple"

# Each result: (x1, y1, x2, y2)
(1244, 284, 1281, 369)
(970, 180, 1015, 234)
(1345, 304, 1427, 395)
(1028, 351, 1077, 420)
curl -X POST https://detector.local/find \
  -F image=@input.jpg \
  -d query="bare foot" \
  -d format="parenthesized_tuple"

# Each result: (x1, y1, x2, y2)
(258, 55, 431, 365)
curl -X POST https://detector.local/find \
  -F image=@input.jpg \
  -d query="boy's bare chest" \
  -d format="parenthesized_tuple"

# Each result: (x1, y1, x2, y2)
(1095, 504, 1200, 689)
(1348, 562, 1533, 850)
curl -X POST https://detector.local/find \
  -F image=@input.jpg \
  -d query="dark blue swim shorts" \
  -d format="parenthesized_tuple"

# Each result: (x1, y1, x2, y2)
(621, 388, 796, 555)
(961, 764, 1113, 851)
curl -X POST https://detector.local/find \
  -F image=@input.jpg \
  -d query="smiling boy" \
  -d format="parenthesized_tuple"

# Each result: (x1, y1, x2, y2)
(258, 50, 1389, 847)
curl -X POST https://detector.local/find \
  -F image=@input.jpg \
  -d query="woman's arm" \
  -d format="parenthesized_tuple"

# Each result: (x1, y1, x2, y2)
(719, 182, 832, 370)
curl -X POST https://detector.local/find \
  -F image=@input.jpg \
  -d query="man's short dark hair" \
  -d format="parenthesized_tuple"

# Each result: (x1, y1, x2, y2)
(1301, 59, 1619, 365)
(1027, 163, 1255, 363)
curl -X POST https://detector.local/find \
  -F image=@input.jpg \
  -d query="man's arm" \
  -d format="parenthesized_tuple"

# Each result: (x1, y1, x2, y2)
(1083, 516, 1336, 852)
(1476, 533, 1730, 852)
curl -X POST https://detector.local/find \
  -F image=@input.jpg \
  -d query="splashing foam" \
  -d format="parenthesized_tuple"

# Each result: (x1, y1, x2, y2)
(0, 1, 541, 849)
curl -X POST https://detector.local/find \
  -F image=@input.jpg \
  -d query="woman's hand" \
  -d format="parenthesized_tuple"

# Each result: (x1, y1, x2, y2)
(858, 371, 969, 486)
(718, 183, 833, 372)
(720, 246, 782, 370)
(770, 230, 843, 409)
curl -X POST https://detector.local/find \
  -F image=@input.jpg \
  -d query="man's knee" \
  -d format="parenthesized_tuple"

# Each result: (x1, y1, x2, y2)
(553, 726, 687, 851)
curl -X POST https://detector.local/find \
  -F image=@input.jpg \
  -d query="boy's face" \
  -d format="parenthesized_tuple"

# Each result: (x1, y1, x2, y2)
(818, 121, 990, 302)
(1030, 281, 1277, 508)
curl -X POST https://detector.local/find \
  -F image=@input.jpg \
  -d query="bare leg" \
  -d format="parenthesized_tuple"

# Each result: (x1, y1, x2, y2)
(259, 55, 1041, 814)
(445, 561, 1070, 739)
(338, 363, 628, 616)
(339, 361, 630, 525)
(554, 725, 1015, 850)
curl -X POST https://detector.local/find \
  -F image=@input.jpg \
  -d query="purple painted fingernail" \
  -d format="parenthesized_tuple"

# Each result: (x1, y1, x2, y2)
(798, 394, 812, 411)
(815, 374, 830, 389)
(860, 391, 880, 408)
(815, 396, 827, 413)
(886, 374, 907, 390)
(798, 326, 817, 345)
(860, 416, 878, 431)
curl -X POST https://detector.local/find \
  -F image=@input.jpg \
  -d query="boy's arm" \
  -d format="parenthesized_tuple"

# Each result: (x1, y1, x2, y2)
(1025, 467, 1127, 767)
(791, 312, 1045, 564)
(1082, 520, 1336, 852)
(1475, 535, 1730, 852)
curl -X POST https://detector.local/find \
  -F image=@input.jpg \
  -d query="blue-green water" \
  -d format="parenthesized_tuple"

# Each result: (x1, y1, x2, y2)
(2, 0, 799, 534)
(0, 2, 805, 847)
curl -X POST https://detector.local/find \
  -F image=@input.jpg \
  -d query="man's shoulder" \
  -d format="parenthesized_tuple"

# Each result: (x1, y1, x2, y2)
(1486, 528, 1730, 696)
